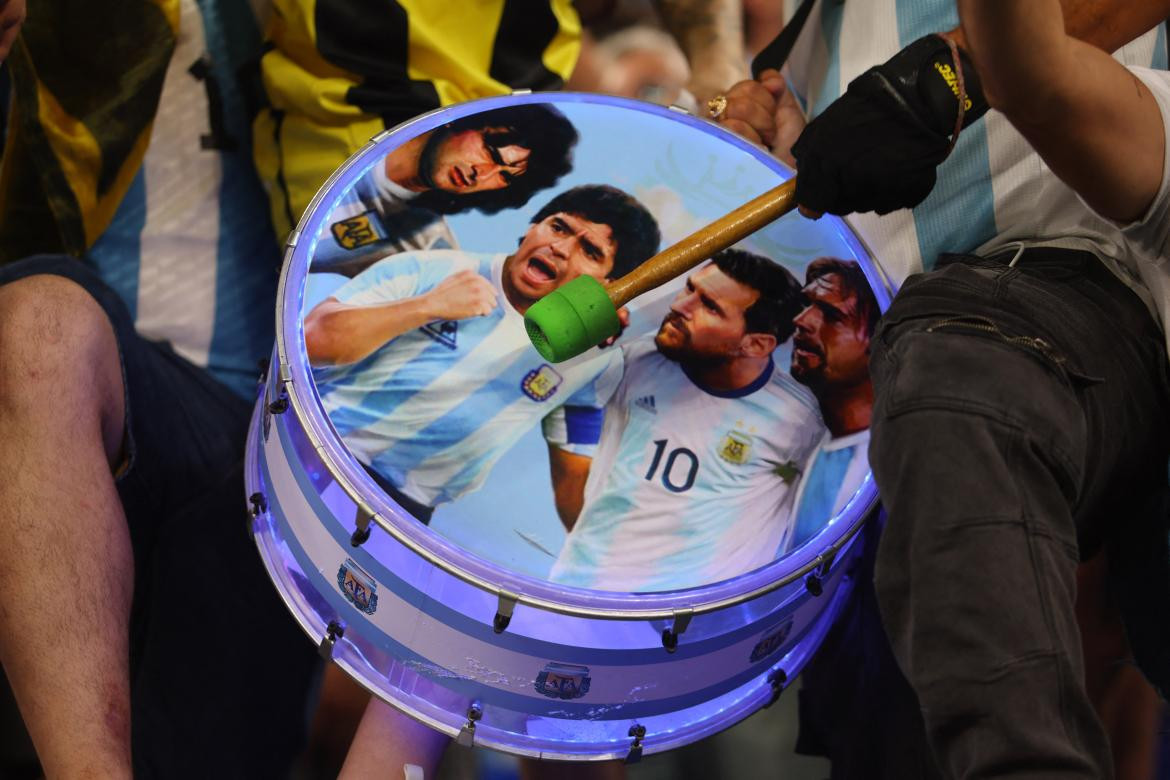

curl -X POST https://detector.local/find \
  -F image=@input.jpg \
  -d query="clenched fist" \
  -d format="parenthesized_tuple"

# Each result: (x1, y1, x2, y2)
(422, 270, 499, 321)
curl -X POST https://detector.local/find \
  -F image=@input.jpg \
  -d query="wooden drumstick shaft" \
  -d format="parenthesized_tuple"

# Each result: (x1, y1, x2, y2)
(604, 177, 798, 308)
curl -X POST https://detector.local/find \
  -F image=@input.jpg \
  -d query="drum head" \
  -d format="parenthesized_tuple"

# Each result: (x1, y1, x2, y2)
(297, 94, 886, 594)
(256, 93, 889, 759)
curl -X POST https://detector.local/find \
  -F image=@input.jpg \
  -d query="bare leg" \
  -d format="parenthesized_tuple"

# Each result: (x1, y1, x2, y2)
(0, 276, 132, 778)
(338, 697, 449, 779)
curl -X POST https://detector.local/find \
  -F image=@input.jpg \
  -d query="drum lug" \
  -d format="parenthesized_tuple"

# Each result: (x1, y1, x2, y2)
(510, 89, 533, 96)
(350, 506, 374, 547)
(625, 724, 646, 764)
(285, 229, 301, 251)
(248, 491, 267, 518)
(318, 619, 345, 660)
(493, 591, 519, 634)
(668, 103, 692, 115)
(763, 667, 788, 708)
(660, 608, 694, 653)
(267, 363, 292, 415)
(804, 552, 836, 597)
(455, 702, 482, 747)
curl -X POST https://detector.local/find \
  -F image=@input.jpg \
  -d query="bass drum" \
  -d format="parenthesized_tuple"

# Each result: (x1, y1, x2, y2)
(246, 92, 889, 761)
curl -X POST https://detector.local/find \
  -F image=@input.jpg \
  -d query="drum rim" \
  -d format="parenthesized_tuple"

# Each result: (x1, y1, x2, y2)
(274, 91, 884, 620)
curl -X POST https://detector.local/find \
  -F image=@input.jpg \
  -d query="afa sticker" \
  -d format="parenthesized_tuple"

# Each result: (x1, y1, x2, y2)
(337, 558, 379, 615)
(750, 618, 794, 663)
(535, 662, 592, 700)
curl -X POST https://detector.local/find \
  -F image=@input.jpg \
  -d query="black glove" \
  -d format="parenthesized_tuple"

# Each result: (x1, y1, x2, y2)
(791, 35, 989, 216)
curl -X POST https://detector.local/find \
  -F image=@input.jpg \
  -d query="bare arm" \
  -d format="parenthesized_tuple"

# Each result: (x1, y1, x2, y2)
(959, 0, 1166, 222)
(655, 0, 748, 107)
(0, 0, 24, 62)
(547, 445, 592, 531)
(304, 269, 498, 366)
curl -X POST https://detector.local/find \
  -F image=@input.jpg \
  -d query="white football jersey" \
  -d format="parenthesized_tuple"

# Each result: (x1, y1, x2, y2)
(550, 339, 825, 592)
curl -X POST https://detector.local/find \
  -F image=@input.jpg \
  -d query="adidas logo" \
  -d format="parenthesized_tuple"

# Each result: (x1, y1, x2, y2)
(634, 395, 657, 413)
(420, 320, 458, 349)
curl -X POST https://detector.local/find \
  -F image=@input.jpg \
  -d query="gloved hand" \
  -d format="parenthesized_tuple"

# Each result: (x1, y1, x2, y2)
(791, 34, 989, 217)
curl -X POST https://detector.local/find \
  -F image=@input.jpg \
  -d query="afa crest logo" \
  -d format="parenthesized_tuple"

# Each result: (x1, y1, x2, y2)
(535, 662, 592, 700)
(331, 212, 382, 250)
(521, 365, 563, 402)
(750, 618, 794, 663)
(718, 430, 753, 465)
(337, 558, 379, 615)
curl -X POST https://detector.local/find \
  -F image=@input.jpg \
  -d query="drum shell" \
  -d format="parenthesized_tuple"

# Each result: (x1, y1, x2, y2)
(249, 348, 862, 759)
(247, 92, 884, 760)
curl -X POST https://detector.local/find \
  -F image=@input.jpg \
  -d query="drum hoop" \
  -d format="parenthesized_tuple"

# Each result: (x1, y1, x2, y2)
(275, 92, 883, 621)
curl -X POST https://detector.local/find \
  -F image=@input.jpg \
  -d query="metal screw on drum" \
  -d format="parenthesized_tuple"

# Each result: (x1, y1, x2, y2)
(456, 702, 483, 747)
(626, 724, 647, 764)
(764, 668, 788, 708)
(661, 609, 694, 654)
(248, 492, 267, 518)
(318, 620, 345, 660)
(804, 572, 824, 597)
(350, 506, 374, 547)
(493, 592, 518, 634)
(268, 395, 289, 415)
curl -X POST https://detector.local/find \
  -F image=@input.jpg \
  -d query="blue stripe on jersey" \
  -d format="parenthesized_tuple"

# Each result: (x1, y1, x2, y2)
(373, 347, 533, 469)
(201, 0, 279, 398)
(564, 405, 604, 444)
(790, 444, 856, 550)
(895, 0, 958, 45)
(1155, 24, 1168, 70)
(897, 1, 996, 269)
(319, 253, 500, 431)
(318, 308, 507, 436)
(810, 1, 846, 116)
(911, 129, 998, 268)
(87, 169, 146, 320)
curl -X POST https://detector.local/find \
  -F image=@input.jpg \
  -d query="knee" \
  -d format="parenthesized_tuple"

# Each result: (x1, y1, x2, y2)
(0, 275, 122, 406)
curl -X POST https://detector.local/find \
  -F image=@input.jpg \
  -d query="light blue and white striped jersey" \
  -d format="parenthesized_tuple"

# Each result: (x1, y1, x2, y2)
(312, 161, 458, 277)
(550, 339, 826, 592)
(312, 249, 623, 507)
(87, 0, 278, 399)
(787, 1, 1168, 293)
(787, 430, 870, 552)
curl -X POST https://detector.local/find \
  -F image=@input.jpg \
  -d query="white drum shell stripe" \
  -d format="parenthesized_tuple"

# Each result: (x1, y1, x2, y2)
(265, 396, 829, 659)
(259, 402, 857, 715)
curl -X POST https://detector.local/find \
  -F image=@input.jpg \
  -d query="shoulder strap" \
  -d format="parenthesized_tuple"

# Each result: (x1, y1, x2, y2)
(750, 0, 818, 77)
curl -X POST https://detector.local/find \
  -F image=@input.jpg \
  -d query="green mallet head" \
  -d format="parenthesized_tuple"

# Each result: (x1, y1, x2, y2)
(524, 275, 620, 362)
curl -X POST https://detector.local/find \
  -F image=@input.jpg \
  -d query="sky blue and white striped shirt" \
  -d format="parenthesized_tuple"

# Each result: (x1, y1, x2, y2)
(312, 249, 623, 507)
(786, 0, 1167, 292)
(87, 0, 278, 399)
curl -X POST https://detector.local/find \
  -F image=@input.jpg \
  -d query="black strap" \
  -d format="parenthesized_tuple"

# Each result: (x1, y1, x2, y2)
(750, 0, 818, 77)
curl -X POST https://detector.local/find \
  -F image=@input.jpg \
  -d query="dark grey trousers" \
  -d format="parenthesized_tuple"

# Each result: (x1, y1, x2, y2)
(868, 249, 1170, 779)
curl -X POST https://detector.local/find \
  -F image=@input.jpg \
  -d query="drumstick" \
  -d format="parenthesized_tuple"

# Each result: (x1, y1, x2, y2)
(525, 177, 799, 362)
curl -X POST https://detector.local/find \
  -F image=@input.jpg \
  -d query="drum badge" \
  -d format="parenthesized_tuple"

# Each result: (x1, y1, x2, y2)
(331, 212, 381, 250)
(750, 618, 794, 663)
(718, 430, 752, 465)
(535, 662, 591, 700)
(521, 365, 562, 402)
(337, 558, 379, 615)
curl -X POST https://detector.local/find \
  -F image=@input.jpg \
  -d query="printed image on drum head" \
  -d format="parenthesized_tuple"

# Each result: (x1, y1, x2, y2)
(299, 98, 887, 594)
